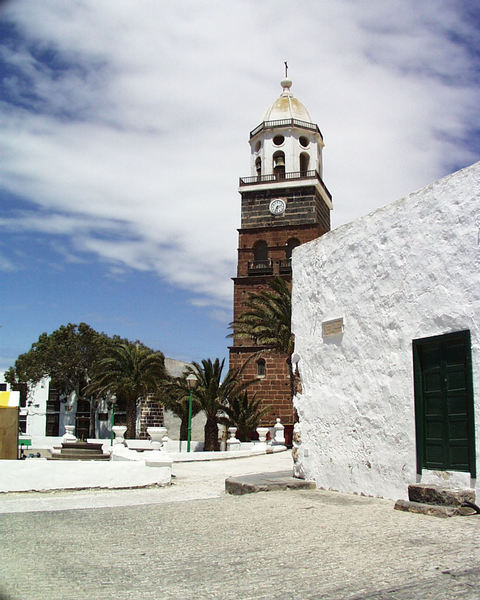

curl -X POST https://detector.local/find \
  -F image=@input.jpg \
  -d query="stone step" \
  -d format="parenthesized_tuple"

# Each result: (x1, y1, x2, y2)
(49, 453, 110, 461)
(48, 440, 110, 461)
(394, 499, 477, 518)
(408, 484, 475, 507)
(62, 442, 104, 452)
(225, 470, 316, 495)
(56, 454, 107, 460)
(60, 449, 104, 455)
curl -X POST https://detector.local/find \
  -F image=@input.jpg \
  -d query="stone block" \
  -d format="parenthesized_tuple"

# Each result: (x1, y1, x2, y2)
(408, 484, 475, 507)
(394, 499, 460, 518)
(225, 471, 316, 495)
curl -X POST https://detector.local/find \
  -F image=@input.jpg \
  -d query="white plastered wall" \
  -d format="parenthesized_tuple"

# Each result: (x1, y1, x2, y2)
(292, 161, 480, 500)
(0, 373, 49, 436)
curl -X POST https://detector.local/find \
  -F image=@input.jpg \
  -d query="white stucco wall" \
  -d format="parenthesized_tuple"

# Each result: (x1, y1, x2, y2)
(0, 373, 49, 436)
(250, 129, 323, 177)
(292, 161, 480, 500)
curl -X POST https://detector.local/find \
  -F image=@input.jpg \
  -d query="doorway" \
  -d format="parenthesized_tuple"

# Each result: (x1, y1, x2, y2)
(413, 330, 475, 478)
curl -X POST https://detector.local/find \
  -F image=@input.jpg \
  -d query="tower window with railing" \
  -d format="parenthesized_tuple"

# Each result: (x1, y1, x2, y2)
(248, 240, 273, 275)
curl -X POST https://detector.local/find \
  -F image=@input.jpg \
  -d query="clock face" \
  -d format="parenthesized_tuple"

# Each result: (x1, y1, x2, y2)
(269, 198, 286, 215)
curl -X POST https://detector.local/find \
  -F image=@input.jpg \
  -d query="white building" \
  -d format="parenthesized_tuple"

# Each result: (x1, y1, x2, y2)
(292, 161, 480, 500)
(0, 375, 117, 441)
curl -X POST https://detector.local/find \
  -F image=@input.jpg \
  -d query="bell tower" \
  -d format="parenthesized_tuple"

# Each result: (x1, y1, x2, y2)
(229, 76, 332, 444)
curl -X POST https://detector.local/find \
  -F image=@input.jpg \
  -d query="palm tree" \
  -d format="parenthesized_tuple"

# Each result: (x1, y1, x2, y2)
(229, 276, 295, 398)
(156, 375, 202, 441)
(219, 391, 271, 441)
(187, 358, 254, 451)
(86, 342, 166, 439)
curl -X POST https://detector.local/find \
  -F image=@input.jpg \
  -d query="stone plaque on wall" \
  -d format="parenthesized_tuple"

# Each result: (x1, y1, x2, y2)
(322, 318, 344, 338)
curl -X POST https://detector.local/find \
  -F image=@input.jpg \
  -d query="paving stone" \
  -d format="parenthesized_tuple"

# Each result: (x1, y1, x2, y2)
(1, 488, 480, 600)
(394, 498, 461, 518)
(408, 483, 475, 507)
(225, 470, 316, 494)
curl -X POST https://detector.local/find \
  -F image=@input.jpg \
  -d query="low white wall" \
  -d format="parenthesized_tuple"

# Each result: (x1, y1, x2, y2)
(292, 162, 480, 500)
(0, 460, 171, 493)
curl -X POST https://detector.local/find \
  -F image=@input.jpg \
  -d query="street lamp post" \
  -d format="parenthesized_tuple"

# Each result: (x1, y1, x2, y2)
(109, 395, 117, 446)
(186, 374, 198, 453)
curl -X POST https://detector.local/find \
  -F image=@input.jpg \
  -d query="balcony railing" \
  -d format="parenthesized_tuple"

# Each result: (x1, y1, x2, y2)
(240, 169, 315, 185)
(278, 259, 292, 274)
(239, 170, 332, 201)
(247, 259, 273, 275)
(250, 118, 322, 139)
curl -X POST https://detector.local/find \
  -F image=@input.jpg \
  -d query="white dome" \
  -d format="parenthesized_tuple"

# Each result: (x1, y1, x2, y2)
(262, 79, 312, 123)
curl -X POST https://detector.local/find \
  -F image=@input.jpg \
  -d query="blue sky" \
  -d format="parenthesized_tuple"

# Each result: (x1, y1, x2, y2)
(1, 0, 479, 371)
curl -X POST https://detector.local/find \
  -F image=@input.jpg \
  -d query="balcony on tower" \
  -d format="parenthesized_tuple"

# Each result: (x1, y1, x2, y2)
(239, 169, 332, 208)
(247, 258, 274, 276)
(278, 258, 292, 274)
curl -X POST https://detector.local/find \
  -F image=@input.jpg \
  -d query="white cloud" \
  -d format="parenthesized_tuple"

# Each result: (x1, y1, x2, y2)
(0, 0, 479, 307)
(0, 252, 16, 272)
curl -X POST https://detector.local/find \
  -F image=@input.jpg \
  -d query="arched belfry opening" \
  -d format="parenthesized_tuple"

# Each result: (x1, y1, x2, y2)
(299, 152, 309, 176)
(255, 157, 262, 178)
(273, 151, 285, 179)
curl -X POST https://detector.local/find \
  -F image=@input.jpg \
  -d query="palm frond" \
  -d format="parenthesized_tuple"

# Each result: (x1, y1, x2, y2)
(229, 277, 293, 355)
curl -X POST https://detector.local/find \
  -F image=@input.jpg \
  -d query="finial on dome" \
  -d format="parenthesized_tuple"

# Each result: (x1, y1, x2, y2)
(281, 61, 292, 94)
(280, 78, 292, 95)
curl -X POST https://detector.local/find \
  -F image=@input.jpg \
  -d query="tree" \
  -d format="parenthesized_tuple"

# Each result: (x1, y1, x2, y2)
(156, 375, 202, 441)
(86, 341, 166, 439)
(187, 358, 254, 451)
(219, 391, 271, 441)
(229, 276, 295, 398)
(4, 323, 112, 437)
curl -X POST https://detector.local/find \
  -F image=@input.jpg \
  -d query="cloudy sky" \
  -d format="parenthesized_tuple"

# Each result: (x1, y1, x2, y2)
(1, 0, 479, 371)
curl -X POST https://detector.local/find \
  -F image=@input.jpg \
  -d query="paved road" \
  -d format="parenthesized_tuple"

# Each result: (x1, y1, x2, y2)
(0, 451, 294, 514)
(1, 452, 479, 600)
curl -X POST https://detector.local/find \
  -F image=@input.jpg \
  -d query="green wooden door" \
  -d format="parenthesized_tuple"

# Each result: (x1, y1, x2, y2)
(413, 330, 475, 478)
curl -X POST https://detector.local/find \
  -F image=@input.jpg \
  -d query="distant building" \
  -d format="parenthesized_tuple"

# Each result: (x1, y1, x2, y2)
(230, 77, 332, 444)
(292, 162, 480, 500)
(0, 357, 201, 440)
(162, 358, 205, 441)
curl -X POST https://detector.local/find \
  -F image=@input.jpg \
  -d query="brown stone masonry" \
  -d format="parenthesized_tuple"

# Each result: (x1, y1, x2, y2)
(230, 181, 331, 439)
(138, 398, 164, 439)
(240, 187, 330, 232)
(229, 346, 294, 424)
(236, 223, 326, 279)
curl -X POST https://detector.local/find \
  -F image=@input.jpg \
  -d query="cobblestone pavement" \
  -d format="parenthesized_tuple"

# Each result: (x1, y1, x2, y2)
(1, 454, 480, 599)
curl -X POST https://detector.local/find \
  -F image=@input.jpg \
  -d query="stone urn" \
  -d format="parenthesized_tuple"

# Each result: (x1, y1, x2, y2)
(272, 418, 285, 445)
(62, 425, 77, 444)
(227, 427, 241, 452)
(256, 427, 269, 443)
(112, 425, 127, 445)
(147, 426, 168, 451)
